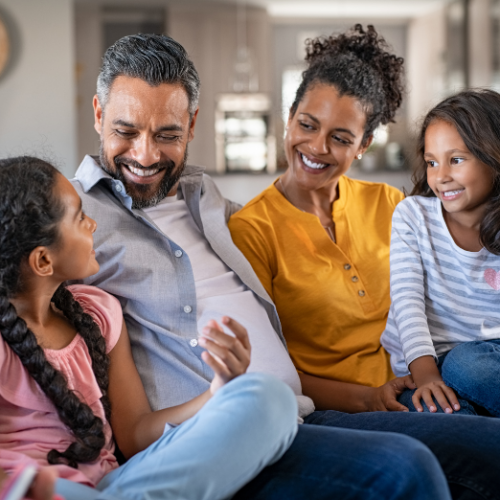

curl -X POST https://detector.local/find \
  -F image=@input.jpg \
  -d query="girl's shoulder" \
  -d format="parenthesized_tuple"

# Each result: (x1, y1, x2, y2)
(394, 195, 438, 219)
(66, 285, 123, 353)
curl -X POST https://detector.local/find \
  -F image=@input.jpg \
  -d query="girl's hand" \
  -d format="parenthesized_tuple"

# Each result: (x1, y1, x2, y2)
(412, 380, 460, 414)
(199, 317, 251, 394)
(372, 375, 416, 411)
(0, 467, 57, 500)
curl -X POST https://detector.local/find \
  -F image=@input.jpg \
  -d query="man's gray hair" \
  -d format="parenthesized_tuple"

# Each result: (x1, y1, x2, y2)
(97, 34, 200, 116)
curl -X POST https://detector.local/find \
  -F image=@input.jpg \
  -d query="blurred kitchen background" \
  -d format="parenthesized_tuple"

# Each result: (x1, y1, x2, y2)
(0, 0, 496, 203)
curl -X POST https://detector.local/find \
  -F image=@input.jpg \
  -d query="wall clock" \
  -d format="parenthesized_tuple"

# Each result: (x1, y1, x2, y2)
(0, 15, 9, 78)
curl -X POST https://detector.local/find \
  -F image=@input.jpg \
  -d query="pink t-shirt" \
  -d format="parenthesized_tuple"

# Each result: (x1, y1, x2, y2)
(0, 285, 122, 486)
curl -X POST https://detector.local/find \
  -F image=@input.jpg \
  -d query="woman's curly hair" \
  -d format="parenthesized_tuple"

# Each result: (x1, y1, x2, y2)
(290, 24, 405, 145)
(0, 156, 110, 468)
(411, 89, 500, 255)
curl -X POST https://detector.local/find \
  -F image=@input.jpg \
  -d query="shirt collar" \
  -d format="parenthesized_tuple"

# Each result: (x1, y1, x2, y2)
(74, 155, 114, 193)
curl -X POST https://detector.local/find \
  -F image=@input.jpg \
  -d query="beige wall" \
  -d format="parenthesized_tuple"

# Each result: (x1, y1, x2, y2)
(406, 5, 447, 128)
(168, 1, 272, 171)
(0, 0, 77, 177)
(469, 0, 492, 88)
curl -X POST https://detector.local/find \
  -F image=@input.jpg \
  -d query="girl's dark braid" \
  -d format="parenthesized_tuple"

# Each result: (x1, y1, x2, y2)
(52, 285, 111, 420)
(0, 156, 109, 468)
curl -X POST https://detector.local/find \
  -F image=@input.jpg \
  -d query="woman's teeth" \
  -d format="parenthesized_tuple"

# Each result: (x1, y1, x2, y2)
(300, 153, 328, 169)
(126, 165, 160, 177)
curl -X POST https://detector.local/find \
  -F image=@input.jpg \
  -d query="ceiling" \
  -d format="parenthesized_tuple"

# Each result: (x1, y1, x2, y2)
(76, 0, 451, 20)
(211, 0, 450, 19)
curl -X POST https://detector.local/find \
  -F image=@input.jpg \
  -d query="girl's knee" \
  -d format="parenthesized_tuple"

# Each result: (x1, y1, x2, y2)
(442, 341, 499, 385)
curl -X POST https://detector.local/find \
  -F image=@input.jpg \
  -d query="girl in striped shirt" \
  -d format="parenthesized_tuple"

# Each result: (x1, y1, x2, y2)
(381, 89, 500, 417)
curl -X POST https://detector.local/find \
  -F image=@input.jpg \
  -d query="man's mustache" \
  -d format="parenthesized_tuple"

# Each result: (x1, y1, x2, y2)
(114, 156, 175, 171)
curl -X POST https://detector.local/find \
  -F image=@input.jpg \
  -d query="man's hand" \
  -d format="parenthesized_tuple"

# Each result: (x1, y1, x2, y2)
(199, 317, 251, 394)
(370, 375, 416, 412)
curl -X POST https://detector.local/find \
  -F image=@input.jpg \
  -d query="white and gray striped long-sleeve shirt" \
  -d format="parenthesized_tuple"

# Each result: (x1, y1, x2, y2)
(381, 196, 500, 377)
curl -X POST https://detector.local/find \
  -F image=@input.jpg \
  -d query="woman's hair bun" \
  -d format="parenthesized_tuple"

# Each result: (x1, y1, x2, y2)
(291, 24, 405, 142)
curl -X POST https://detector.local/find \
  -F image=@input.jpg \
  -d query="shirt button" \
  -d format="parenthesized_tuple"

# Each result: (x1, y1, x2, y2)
(344, 264, 351, 270)
(189, 339, 198, 347)
(358, 290, 366, 297)
(352, 276, 359, 283)
(115, 184, 123, 192)
(174, 250, 183, 258)
(184, 305, 192, 314)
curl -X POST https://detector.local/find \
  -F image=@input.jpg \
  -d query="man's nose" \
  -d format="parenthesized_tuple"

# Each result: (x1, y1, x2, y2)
(130, 135, 161, 167)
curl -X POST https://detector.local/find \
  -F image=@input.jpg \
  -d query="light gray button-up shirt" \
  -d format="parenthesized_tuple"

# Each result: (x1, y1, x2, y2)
(71, 155, 286, 411)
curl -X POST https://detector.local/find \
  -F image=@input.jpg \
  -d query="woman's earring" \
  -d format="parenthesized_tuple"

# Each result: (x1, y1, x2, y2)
(357, 154, 363, 160)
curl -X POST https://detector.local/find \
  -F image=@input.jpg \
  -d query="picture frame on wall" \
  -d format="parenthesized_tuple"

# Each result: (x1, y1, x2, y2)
(0, 14, 9, 78)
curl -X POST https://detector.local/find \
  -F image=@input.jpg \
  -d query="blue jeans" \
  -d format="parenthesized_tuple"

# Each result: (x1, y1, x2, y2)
(398, 339, 500, 416)
(56, 373, 451, 500)
(441, 339, 500, 417)
(56, 373, 298, 500)
(304, 409, 500, 499)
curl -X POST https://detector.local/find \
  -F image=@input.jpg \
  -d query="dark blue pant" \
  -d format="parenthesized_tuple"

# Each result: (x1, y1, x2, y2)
(235, 420, 451, 500)
(300, 410, 500, 500)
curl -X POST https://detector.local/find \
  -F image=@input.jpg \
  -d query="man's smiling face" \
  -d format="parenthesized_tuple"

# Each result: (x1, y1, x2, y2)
(93, 75, 198, 208)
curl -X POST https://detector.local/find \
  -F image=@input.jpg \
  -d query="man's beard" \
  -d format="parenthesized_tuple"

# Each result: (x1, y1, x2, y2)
(99, 144, 188, 209)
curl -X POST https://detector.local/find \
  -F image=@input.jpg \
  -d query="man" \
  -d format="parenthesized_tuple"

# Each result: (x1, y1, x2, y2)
(72, 34, 497, 499)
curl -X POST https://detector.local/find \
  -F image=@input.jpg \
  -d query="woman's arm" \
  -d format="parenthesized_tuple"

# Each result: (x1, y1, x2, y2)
(299, 372, 415, 413)
(108, 316, 251, 458)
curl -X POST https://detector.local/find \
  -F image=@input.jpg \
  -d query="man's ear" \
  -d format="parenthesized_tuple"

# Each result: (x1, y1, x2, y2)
(93, 95, 103, 135)
(187, 108, 199, 143)
(27, 247, 54, 278)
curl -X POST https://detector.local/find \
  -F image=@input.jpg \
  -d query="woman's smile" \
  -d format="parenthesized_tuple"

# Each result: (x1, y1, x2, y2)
(297, 150, 332, 174)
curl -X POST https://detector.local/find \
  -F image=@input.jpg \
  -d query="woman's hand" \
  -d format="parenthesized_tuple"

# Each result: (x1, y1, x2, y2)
(412, 380, 460, 414)
(371, 375, 417, 412)
(199, 317, 251, 394)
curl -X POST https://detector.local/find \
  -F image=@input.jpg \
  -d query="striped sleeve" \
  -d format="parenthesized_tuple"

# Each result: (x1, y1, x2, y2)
(388, 199, 437, 368)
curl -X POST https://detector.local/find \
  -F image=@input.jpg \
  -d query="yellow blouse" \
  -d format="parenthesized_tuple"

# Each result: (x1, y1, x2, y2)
(229, 175, 404, 387)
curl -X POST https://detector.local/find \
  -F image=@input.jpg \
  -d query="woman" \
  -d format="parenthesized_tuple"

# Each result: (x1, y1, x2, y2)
(230, 24, 412, 412)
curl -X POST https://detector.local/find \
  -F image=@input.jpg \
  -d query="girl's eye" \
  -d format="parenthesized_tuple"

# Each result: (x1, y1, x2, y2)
(426, 160, 437, 168)
(451, 157, 464, 165)
(80, 211, 86, 222)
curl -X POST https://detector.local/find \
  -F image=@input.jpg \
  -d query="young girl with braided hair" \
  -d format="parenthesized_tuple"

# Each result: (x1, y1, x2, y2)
(0, 156, 297, 500)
